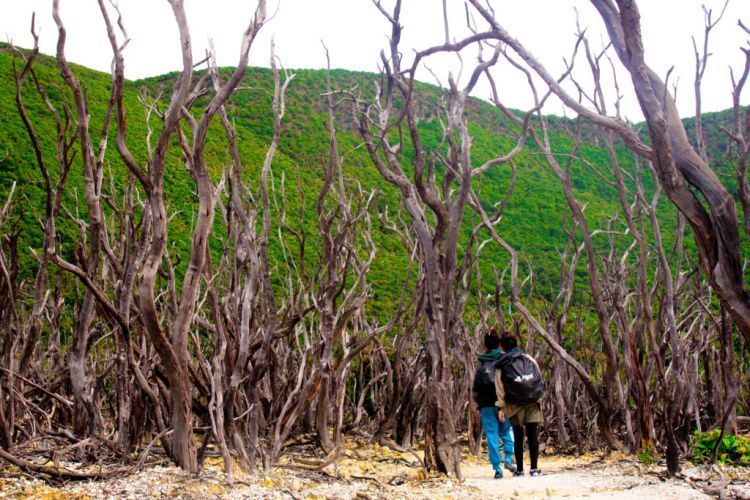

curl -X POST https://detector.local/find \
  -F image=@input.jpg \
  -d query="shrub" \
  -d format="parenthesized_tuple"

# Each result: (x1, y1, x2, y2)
(637, 439, 659, 465)
(690, 429, 750, 466)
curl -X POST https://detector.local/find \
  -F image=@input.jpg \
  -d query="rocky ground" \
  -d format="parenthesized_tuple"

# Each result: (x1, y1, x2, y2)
(1, 442, 749, 499)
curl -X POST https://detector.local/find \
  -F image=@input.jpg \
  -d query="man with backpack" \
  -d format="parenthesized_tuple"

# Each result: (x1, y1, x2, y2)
(495, 333, 545, 477)
(472, 331, 516, 479)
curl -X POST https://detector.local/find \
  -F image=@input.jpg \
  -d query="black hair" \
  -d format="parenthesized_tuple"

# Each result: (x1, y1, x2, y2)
(499, 333, 518, 352)
(484, 330, 501, 350)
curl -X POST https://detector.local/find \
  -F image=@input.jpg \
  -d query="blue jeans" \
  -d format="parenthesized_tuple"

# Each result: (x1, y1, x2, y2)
(480, 406, 515, 471)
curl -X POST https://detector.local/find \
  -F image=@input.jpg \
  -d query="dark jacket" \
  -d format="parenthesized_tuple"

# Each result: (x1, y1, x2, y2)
(472, 349, 503, 408)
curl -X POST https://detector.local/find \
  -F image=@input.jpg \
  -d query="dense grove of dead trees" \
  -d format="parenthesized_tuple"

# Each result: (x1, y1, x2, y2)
(0, 0, 749, 484)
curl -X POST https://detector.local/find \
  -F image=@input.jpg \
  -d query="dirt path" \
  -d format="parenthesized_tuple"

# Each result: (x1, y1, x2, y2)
(1, 449, 748, 499)
(462, 455, 708, 499)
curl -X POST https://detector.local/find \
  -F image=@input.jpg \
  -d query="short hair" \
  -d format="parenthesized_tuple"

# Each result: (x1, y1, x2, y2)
(484, 330, 501, 350)
(499, 333, 518, 352)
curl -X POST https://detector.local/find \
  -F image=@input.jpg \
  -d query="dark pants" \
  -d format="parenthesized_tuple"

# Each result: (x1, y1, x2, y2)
(513, 423, 539, 472)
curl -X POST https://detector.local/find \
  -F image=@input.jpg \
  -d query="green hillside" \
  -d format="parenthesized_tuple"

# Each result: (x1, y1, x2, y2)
(0, 44, 708, 315)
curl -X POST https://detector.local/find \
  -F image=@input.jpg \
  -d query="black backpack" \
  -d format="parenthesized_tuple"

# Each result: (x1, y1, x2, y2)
(496, 350, 545, 405)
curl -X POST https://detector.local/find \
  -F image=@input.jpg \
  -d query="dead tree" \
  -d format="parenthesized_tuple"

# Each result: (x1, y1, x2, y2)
(726, 21, 750, 237)
(97, 0, 269, 471)
(12, 16, 87, 442)
(311, 54, 379, 453)
(370, 208, 424, 448)
(356, 0, 529, 478)
(210, 43, 298, 471)
(718, 17, 750, 434)
(52, 0, 116, 440)
(0, 183, 19, 450)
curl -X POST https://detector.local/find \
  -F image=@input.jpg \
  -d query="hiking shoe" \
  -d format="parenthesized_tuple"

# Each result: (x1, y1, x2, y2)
(494, 470, 503, 479)
(530, 469, 541, 477)
(504, 462, 517, 473)
(513, 470, 525, 477)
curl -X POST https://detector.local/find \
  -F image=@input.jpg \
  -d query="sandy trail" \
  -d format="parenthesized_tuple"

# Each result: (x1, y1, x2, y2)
(462, 454, 708, 499)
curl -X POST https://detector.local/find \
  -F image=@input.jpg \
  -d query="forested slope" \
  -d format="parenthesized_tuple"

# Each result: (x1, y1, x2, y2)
(0, 44, 706, 313)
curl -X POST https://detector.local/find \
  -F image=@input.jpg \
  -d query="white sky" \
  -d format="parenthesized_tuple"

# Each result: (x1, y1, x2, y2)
(2, 0, 748, 121)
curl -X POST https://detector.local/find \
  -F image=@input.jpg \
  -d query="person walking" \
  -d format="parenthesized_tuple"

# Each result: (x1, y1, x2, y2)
(472, 331, 516, 479)
(495, 333, 545, 477)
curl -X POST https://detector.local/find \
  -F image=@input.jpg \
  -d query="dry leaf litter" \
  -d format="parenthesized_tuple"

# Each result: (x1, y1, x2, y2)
(1, 439, 749, 499)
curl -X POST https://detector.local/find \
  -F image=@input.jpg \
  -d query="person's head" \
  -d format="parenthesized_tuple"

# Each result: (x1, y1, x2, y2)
(484, 330, 501, 351)
(499, 333, 518, 352)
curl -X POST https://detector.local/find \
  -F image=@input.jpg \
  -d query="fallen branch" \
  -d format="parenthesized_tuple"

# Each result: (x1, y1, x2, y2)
(0, 446, 126, 481)
(276, 448, 340, 471)
(378, 439, 426, 474)
(351, 474, 386, 488)
(135, 428, 173, 471)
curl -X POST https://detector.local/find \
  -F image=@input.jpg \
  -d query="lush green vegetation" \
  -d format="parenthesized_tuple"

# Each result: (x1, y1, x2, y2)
(691, 429, 750, 465)
(3, 44, 740, 317)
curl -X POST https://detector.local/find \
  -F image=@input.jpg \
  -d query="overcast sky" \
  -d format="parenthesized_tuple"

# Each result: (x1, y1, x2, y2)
(2, 0, 748, 121)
